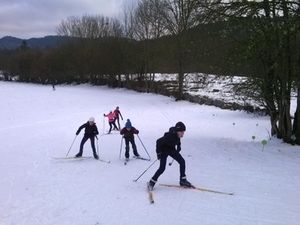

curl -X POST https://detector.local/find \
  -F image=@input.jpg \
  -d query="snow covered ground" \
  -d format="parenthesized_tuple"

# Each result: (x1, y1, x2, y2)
(1, 81, 299, 225)
(154, 73, 263, 109)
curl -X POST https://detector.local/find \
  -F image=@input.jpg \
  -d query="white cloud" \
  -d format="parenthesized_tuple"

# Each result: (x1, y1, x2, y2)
(0, 0, 135, 38)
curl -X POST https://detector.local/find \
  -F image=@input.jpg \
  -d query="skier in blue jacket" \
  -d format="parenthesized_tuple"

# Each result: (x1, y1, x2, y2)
(120, 119, 140, 161)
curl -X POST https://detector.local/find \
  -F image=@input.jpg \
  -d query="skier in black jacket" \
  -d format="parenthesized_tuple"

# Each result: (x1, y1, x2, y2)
(75, 117, 99, 159)
(147, 122, 192, 190)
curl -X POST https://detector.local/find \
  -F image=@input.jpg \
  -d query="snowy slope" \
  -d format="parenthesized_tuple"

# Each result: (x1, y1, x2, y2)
(1, 81, 299, 225)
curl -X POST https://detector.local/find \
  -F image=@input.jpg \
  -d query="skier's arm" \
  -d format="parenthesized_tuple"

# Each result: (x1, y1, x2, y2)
(76, 123, 86, 135)
(156, 136, 166, 149)
(133, 128, 139, 134)
(94, 126, 99, 136)
(156, 138, 162, 160)
(177, 140, 181, 152)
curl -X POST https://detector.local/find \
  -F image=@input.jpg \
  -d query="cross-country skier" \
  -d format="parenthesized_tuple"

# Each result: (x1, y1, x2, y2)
(147, 122, 192, 190)
(104, 111, 118, 133)
(114, 106, 123, 130)
(75, 117, 99, 159)
(120, 119, 140, 161)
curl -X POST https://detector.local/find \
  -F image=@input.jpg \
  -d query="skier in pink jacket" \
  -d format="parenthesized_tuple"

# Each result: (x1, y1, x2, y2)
(103, 111, 118, 133)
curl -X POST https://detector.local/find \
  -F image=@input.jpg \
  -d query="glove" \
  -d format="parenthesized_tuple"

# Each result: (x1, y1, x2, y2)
(103, 114, 105, 116)
(157, 153, 161, 160)
(76, 131, 79, 135)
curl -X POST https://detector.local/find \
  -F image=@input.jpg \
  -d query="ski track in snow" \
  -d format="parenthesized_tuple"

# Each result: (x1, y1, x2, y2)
(1, 81, 300, 225)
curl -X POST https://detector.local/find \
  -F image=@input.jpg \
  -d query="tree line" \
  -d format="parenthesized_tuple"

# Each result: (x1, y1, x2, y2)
(0, 0, 299, 145)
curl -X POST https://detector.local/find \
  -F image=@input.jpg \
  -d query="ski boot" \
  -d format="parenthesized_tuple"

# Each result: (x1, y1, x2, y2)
(75, 153, 82, 158)
(180, 177, 193, 188)
(147, 179, 156, 191)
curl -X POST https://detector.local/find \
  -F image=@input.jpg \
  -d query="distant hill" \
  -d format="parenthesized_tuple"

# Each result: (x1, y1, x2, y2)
(0, 35, 70, 49)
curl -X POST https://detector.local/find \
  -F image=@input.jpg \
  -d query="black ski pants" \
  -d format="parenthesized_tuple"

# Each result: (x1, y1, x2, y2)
(78, 135, 97, 156)
(151, 150, 186, 182)
(108, 121, 118, 133)
(115, 117, 121, 130)
(125, 138, 139, 158)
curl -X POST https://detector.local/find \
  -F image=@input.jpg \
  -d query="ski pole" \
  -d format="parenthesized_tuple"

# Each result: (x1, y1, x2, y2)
(66, 135, 77, 157)
(168, 159, 174, 166)
(102, 116, 105, 134)
(119, 136, 124, 159)
(137, 134, 151, 160)
(96, 136, 99, 155)
(133, 159, 158, 182)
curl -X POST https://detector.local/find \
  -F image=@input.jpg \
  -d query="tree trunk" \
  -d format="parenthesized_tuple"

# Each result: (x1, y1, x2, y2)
(117, 74, 122, 87)
(177, 72, 184, 100)
(278, 94, 292, 142)
(293, 86, 300, 145)
(177, 34, 185, 100)
(263, 68, 279, 136)
(277, 0, 293, 143)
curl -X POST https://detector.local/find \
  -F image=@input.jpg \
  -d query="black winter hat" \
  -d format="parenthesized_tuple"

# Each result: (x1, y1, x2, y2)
(175, 122, 186, 131)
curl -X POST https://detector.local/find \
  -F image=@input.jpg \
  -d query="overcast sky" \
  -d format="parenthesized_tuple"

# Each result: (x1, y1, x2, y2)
(0, 0, 137, 39)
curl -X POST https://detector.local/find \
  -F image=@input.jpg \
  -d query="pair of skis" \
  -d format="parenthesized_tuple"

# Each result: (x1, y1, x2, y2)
(147, 183, 234, 204)
(124, 156, 150, 165)
(53, 156, 111, 164)
(160, 184, 234, 195)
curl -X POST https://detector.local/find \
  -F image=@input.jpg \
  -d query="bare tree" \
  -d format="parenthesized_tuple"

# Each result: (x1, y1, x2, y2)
(202, 0, 300, 143)
(122, 1, 136, 39)
(133, 0, 168, 40)
(134, 0, 168, 75)
(160, 0, 200, 99)
(56, 15, 123, 38)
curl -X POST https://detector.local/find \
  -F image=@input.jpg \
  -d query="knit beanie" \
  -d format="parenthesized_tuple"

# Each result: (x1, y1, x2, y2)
(125, 119, 132, 128)
(175, 121, 186, 131)
(88, 117, 95, 123)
